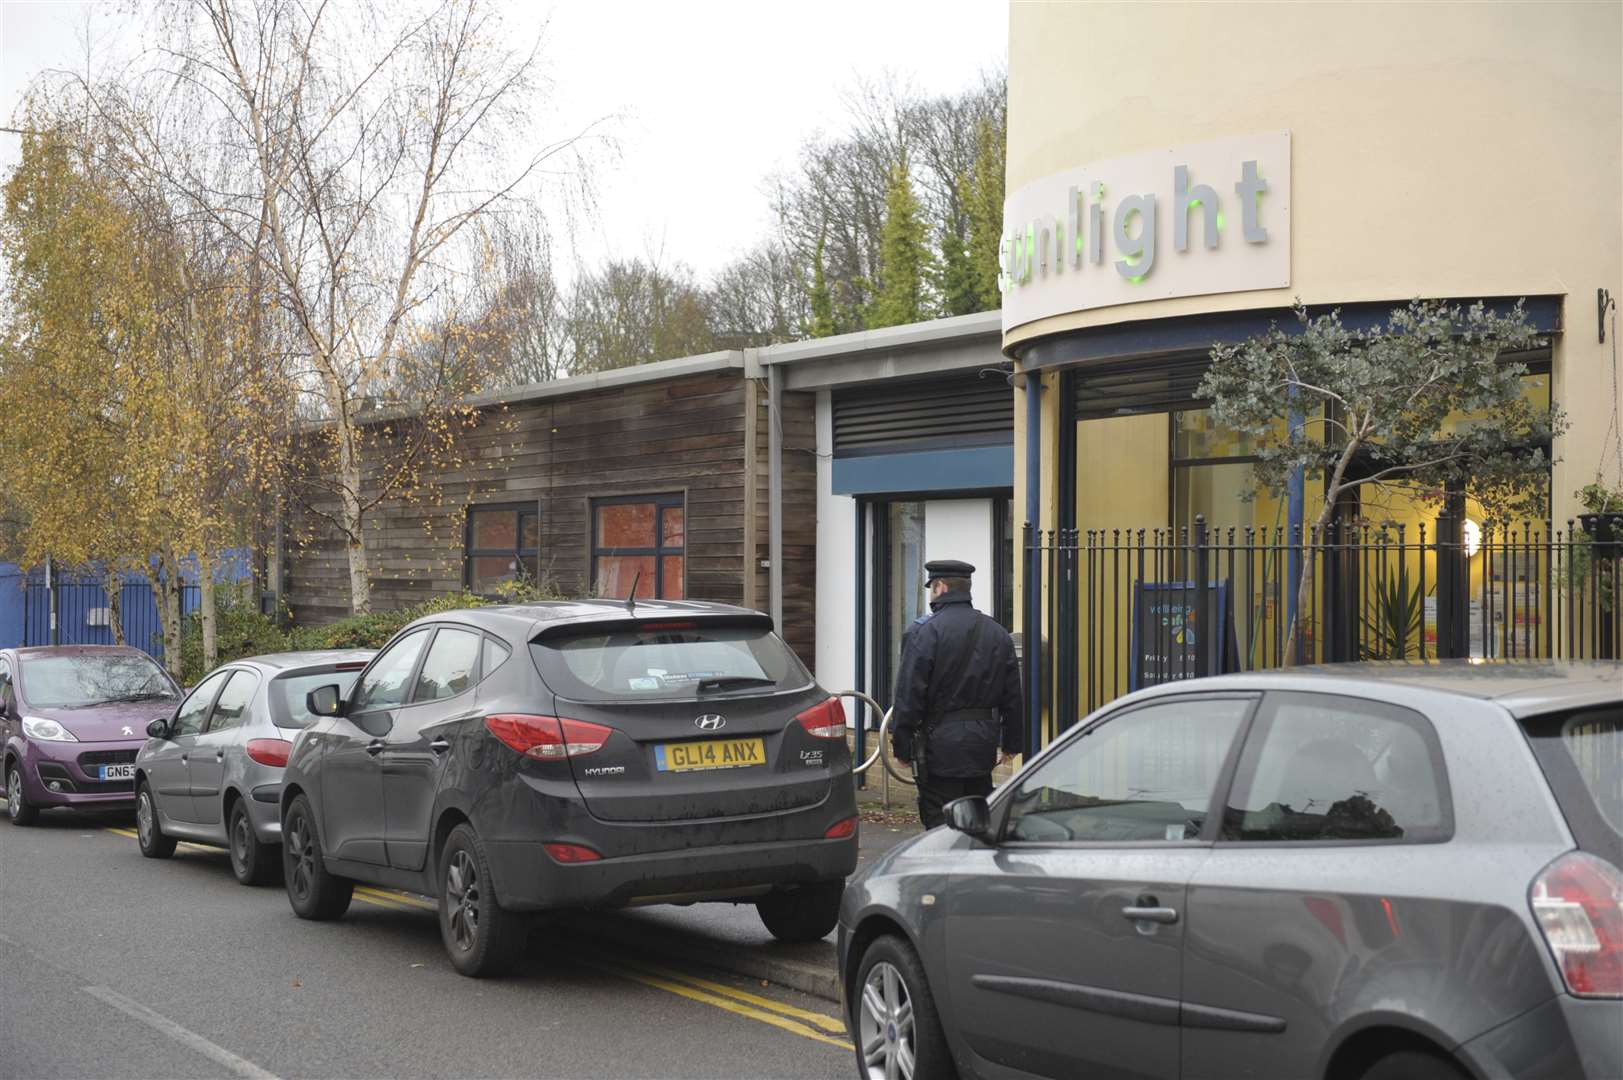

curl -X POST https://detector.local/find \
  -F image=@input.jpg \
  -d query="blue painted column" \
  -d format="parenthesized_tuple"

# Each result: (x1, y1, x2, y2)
(1023, 371, 1043, 755)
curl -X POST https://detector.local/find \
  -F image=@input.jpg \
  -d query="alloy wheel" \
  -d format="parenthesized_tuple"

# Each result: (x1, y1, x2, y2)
(859, 961, 916, 1080)
(287, 815, 315, 901)
(136, 790, 154, 847)
(445, 849, 480, 952)
(6, 768, 20, 820)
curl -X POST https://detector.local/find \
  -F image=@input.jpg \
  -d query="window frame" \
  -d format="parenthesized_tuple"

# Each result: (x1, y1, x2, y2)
(172, 669, 233, 738)
(202, 668, 262, 735)
(993, 691, 1261, 849)
(590, 493, 686, 600)
(351, 628, 435, 715)
(407, 625, 487, 706)
(1216, 689, 1456, 848)
(463, 502, 540, 594)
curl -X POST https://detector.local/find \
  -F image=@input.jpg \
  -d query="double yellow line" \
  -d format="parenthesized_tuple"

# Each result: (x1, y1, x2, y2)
(98, 824, 848, 1052)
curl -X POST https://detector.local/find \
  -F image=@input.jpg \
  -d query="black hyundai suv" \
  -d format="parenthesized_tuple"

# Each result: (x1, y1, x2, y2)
(281, 600, 859, 976)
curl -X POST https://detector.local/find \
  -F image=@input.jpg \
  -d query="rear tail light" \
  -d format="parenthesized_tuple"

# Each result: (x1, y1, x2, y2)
(1530, 851, 1623, 998)
(484, 715, 612, 759)
(796, 698, 847, 740)
(544, 843, 602, 863)
(824, 816, 858, 840)
(245, 739, 292, 768)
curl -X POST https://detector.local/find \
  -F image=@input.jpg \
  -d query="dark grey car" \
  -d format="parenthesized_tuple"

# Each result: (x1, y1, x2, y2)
(838, 662, 1623, 1080)
(281, 601, 859, 977)
(132, 651, 373, 884)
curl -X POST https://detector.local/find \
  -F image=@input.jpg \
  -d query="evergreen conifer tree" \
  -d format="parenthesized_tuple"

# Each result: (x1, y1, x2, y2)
(806, 229, 837, 338)
(963, 117, 1006, 311)
(868, 154, 933, 328)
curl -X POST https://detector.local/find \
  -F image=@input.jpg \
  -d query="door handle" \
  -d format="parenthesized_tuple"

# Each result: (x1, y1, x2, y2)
(215, 751, 225, 761)
(429, 738, 451, 755)
(1122, 897, 1180, 925)
(180, 753, 189, 762)
(365, 740, 385, 756)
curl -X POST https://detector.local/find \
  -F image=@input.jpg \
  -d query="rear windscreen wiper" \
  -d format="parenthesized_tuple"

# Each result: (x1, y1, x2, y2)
(696, 676, 777, 693)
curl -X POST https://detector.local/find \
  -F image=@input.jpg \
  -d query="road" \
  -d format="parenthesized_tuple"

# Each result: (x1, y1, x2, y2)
(0, 806, 854, 1080)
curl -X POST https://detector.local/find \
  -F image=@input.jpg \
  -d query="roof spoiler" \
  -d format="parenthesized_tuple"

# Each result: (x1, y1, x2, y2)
(531, 612, 774, 645)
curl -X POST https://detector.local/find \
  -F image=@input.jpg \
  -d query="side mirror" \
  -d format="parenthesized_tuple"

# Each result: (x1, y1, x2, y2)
(944, 796, 995, 842)
(146, 718, 170, 740)
(306, 684, 344, 718)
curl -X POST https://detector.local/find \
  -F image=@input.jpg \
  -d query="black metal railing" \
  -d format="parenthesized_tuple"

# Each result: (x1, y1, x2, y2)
(1026, 516, 1621, 732)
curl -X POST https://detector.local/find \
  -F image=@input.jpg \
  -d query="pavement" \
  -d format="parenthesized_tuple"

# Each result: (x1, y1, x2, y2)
(564, 785, 925, 1003)
(0, 805, 858, 1080)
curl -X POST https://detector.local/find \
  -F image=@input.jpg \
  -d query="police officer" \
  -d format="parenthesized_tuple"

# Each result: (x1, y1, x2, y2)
(890, 559, 1024, 829)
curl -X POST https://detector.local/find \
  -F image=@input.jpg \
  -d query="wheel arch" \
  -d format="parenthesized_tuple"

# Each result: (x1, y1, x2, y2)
(843, 908, 923, 1020)
(1321, 1015, 1481, 1080)
(430, 803, 472, 875)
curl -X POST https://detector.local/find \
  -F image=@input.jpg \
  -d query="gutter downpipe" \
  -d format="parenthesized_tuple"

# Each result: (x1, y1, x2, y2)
(1023, 368, 1042, 756)
(768, 361, 785, 634)
(854, 500, 867, 789)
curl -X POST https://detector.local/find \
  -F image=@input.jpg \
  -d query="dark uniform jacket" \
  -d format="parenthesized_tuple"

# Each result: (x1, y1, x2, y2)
(892, 589, 1024, 778)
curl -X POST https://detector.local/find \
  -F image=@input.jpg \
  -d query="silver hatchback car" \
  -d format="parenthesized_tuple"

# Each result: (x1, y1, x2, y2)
(133, 651, 373, 884)
(839, 661, 1622, 1080)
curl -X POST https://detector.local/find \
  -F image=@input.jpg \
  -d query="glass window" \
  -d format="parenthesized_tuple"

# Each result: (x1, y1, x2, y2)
(172, 670, 231, 738)
(592, 495, 685, 600)
(206, 671, 258, 733)
(1223, 692, 1450, 843)
(887, 501, 928, 680)
(18, 652, 178, 709)
(465, 504, 540, 593)
(353, 630, 430, 712)
(413, 628, 482, 702)
(1005, 697, 1250, 843)
(269, 670, 365, 730)
(1557, 708, 1622, 835)
(482, 638, 511, 678)
(531, 622, 810, 703)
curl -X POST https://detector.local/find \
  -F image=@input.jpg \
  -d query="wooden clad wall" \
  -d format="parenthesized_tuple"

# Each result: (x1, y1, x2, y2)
(283, 365, 820, 672)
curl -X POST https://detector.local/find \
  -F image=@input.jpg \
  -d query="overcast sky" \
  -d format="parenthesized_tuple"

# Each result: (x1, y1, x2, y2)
(0, 0, 1007, 280)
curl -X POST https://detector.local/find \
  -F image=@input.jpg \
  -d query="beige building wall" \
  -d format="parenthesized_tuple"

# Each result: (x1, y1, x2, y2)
(1005, 0, 1623, 520)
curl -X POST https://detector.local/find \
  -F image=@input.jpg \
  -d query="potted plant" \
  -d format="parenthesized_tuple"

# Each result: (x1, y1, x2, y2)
(1576, 481, 1623, 553)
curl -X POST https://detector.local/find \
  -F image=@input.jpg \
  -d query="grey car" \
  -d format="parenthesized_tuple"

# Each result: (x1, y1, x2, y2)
(132, 651, 373, 884)
(838, 661, 1622, 1080)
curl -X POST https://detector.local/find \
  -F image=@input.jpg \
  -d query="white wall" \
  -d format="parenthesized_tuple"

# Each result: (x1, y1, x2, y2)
(924, 499, 994, 615)
(813, 391, 858, 722)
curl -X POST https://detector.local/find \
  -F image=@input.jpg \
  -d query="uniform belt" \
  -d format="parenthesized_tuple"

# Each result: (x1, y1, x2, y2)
(934, 708, 995, 725)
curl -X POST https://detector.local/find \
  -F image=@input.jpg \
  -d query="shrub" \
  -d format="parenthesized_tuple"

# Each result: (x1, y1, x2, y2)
(283, 591, 498, 652)
(177, 599, 290, 685)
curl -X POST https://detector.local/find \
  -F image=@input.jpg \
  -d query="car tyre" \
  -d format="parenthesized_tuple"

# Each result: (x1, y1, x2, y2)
(135, 781, 175, 857)
(438, 823, 525, 978)
(1358, 1050, 1470, 1080)
(282, 794, 352, 920)
(228, 799, 279, 886)
(853, 934, 955, 1080)
(5, 761, 39, 827)
(756, 880, 844, 943)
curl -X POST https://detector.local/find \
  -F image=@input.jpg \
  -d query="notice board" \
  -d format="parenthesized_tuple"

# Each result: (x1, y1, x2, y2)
(1129, 580, 1240, 691)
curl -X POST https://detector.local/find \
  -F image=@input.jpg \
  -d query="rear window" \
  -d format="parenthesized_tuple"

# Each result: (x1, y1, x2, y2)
(270, 669, 365, 729)
(530, 622, 811, 702)
(1523, 707, 1623, 865)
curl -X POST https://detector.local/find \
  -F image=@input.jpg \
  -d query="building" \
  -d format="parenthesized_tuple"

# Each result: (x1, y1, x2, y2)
(758, 313, 1016, 738)
(1004, 2, 1622, 745)
(279, 353, 819, 665)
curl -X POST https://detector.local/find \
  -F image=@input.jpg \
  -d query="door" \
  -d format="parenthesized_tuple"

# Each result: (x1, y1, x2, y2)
(322, 629, 430, 867)
(1181, 691, 1456, 1080)
(0, 657, 16, 746)
(384, 625, 483, 871)
(149, 670, 230, 823)
(191, 669, 258, 828)
(942, 695, 1254, 1079)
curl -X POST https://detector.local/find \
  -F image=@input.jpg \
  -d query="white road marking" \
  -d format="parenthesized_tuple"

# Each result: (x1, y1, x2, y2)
(82, 985, 281, 1080)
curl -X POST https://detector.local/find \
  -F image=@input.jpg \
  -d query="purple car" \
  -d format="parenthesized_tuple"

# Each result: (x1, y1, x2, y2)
(1, 646, 183, 824)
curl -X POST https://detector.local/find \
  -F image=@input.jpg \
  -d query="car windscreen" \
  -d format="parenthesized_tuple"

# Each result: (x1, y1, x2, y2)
(530, 621, 811, 703)
(269, 669, 366, 729)
(19, 653, 178, 708)
(1521, 706, 1622, 866)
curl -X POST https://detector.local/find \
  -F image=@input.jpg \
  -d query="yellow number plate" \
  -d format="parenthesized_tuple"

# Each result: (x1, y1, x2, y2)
(655, 738, 767, 772)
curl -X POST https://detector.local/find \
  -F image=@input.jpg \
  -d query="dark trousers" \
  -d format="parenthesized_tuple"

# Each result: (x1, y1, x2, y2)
(917, 774, 994, 830)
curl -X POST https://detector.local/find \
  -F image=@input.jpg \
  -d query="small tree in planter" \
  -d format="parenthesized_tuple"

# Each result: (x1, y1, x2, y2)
(1199, 299, 1566, 661)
